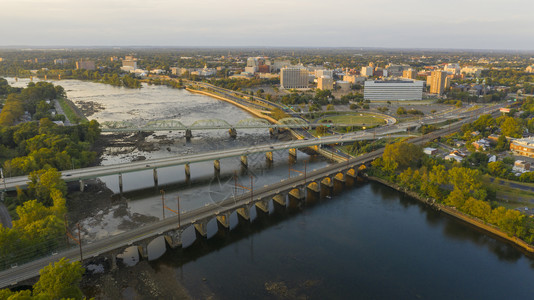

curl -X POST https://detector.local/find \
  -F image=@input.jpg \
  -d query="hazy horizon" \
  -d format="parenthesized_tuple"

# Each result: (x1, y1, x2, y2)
(1, 0, 533, 51)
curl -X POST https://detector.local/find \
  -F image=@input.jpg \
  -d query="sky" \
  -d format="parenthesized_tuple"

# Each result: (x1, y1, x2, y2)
(1, 0, 533, 50)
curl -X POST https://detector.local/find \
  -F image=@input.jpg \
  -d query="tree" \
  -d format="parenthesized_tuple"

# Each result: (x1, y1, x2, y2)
(382, 142, 423, 170)
(487, 161, 510, 178)
(326, 104, 334, 111)
(33, 258, 85, 299)
(27, 168, 67, 206)
(500, 117, 522, 138)
(494, 135, 509, 152)
(396, 107, 406, 115)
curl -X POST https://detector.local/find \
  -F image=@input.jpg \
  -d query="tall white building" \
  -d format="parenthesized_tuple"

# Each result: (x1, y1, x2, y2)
(280, 67, 309, 89)
(364, 80, 424, 101)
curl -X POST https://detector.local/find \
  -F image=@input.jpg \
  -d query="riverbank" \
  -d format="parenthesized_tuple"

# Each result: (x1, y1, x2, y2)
(368, 175, 534, 254)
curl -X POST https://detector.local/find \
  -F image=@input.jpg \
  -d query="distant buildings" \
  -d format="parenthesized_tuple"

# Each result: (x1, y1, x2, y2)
(510, 137, 534, 158)
(54, 59, 68, 65)
(280, 67, 309, 89)
(75, 60, 95, 70)
(317, 76, 333, 90)
(361, 66, 374, 77)
(429, 70, 448, 95)
(460, 66, 485, 77)
(444, 63, 461, 75)
(402, 69, 417, 80)
(121, 56, 138, 72)
(343, 75, 366, 84)
(363, 80, 424, 101)
(315, 69, 334, 78)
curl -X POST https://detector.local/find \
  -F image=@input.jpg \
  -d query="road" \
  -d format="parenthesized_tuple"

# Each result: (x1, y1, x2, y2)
(0, 118, 470, 288)
(1, 132, 413, 191)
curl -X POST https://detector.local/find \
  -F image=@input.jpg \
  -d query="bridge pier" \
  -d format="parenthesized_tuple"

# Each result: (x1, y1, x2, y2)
(333, 173, 345, 193)
(79, 179, 84, 192)
(214, 160, 221, 175)
(255, 199, 270, 214)
(265, 151, 274, 163)
(240, 155, 248, 168)
(320, 177, 333, 198)
(272, 194, 286, 208)
(153, 168, 158, 187)
(216, 212, 231, 229)
(118, 173, 123, 194)
(137, 244, 148, 260)
(289, 148, 297, 161)
(185, 164, 191, 180)
(164, 230, 182, 249)
(236, 205, 251, 221)
(345, 168, 357, 186)
(306, 182, 320, 204)
(185, 129, 192, 141)
(229, 128, 237, 139)
(194, 220, 208, 238)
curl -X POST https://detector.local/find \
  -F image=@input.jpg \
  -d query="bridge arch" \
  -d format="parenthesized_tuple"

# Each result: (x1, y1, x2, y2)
(143, 119, 187, 130)
(191, 119, 232, 129)
(235, 118, 271, 128)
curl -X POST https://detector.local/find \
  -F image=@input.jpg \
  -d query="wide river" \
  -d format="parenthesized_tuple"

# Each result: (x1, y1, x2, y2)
(6, 78, 534, 299)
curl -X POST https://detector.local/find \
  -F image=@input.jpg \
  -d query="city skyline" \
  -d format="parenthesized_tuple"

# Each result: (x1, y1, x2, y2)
(1, 0, 533, 50)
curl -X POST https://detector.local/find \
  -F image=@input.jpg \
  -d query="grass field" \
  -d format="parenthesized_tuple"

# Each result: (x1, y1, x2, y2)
(57, 97, 88, 124)
(483, 175, 534, 210)
(318, 113, 386, 126)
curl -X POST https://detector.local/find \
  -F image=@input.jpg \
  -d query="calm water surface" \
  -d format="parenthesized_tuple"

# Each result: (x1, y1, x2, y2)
(152, 182, 534, 299)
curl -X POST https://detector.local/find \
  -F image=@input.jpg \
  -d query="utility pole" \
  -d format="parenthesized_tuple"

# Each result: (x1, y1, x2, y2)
(77, 223, 83, 261)
(160, 190, 165, 220)
(177, 196, 181, 228)
(250, 175, 254, 202)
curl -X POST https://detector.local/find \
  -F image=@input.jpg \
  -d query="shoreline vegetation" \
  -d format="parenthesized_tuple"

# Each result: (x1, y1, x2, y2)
(368, 175, 534, 254)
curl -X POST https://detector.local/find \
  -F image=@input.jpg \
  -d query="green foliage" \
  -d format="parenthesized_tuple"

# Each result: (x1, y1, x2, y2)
(0, 258, 85, 299)
(271, 108, 290, 120)
(382, 142, 423, 170)
(500, 117, 522, 138)
(487, 161, 511, 178)
(396, 107, 406, 115)
(33, 258, 85, 299)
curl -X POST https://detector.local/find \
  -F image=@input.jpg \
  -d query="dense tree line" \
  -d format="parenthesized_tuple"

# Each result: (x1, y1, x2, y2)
(210, 78, 279, 91)
(370, 142, 534, 243)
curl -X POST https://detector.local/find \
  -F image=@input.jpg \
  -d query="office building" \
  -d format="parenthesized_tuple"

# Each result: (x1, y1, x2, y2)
(364, 80, 424, 101)
(280, 67, 309, 89)
(317, 76, 334, 90)
(429, 71, 447, 94)
(511, 138, 534, 158)
(76, 60, 95, 70)
(402, 69, 417, 79)
(361, 66, 374, 77)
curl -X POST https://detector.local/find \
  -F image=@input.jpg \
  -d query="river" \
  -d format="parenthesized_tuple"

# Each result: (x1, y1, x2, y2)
(5, 77, 534, 299)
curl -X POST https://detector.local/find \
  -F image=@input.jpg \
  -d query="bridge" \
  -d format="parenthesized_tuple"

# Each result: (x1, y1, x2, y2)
(0, 119, 469, 288)
(1, 130, 414, 193)
(99, 117, 382, 135)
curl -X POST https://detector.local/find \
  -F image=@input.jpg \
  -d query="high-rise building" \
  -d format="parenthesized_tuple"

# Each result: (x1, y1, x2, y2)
(361, 66, 374, 77)
(280, 67, 309, 89)
(402, 69, 417, 79)
(317, 76, 334, 90)
(76, 60, 95, 70)
(364, 80, 424, 101)
(429, 71, 447, 94)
